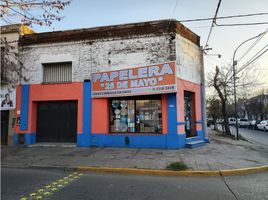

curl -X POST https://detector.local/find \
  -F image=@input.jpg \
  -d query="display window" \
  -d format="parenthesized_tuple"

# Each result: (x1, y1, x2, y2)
(109, 95, 162, 134)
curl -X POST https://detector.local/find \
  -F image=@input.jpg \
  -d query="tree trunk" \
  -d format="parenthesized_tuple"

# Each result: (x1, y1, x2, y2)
(221, 100, 231, 135)
(213, 66, 231, 135)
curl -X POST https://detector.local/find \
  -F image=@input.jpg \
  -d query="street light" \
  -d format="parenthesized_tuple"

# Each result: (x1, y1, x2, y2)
(232, 32, 264, 140)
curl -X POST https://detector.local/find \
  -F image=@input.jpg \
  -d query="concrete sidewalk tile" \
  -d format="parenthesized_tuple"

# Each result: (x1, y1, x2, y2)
(1, 129, 268, 172)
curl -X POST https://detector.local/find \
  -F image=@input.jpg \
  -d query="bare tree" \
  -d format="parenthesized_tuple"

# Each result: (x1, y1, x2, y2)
(207, 63, 260, 135)
(1, 0, 71, 89)
(207, 96, 221, 130)
(1, 0, 71, 26)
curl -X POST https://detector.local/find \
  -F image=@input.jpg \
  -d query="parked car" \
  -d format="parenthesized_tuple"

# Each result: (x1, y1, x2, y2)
(207, 119, 215, 127)
(228, 118, 236, 126)
(249, 120, 260, 130)
(216, 119, 224, 124)
(257, 120, 268, 131)
(237, 118, 250, 128)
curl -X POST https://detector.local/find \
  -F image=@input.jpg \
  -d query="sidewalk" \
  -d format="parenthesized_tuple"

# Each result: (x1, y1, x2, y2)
(1, 129, 268, 171)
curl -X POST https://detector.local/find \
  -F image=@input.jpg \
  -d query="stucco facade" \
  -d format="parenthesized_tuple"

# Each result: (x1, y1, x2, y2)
(14, 20, 206, 149)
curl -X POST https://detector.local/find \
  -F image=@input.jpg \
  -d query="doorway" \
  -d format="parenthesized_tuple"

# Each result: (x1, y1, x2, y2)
(36, 101, 77, 143)
(184, 91, 196, 138)
(1, 110, 9, 145)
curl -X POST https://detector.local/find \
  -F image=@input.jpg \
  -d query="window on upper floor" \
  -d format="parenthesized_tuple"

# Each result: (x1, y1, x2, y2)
(43, 62, 72, 84)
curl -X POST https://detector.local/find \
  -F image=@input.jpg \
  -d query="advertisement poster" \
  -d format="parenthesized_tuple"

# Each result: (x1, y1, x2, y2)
(0, 85, 16, 110)
(92, 62, 177, 98)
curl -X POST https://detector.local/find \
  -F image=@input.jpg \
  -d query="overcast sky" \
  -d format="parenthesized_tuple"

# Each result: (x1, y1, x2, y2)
(32, 0, 268, 94)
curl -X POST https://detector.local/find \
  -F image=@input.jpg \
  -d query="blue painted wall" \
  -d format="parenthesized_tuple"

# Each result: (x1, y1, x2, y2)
(77, 81, 92, 147)
(166, 93, 180, 149)
(13, 133, 36, 145)
(91, 134, 167, 149)
(20, 85, 29, 130)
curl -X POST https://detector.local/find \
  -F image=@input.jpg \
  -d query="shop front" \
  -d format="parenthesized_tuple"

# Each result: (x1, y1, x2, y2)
(13, 61, 205, 149)
(88, 61, 189, 149)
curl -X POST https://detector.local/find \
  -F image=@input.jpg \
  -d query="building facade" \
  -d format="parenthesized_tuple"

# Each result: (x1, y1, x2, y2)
(1, 24, 34, 145)
(14, 20, 207, 149)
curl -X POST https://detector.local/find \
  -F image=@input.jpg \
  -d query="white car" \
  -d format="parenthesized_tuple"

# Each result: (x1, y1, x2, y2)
(228, 118, 236, 126)
(257, 120, 268, 131)
(238, 118, 250, 128)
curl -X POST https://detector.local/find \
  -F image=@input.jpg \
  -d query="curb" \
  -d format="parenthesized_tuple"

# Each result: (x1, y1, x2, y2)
(77, 165, 268, 177)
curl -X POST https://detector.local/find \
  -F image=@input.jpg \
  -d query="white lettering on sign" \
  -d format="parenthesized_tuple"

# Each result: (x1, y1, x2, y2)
(92, 62, 177, 98)
(93, 63, 174, 83)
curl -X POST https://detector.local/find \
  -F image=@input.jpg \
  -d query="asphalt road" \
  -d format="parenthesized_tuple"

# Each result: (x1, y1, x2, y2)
(229, 126, 268, 146)
(1, 168, 268, 200)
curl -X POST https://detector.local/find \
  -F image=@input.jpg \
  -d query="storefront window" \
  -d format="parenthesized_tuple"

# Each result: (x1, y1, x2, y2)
(109, 96, 162, 133)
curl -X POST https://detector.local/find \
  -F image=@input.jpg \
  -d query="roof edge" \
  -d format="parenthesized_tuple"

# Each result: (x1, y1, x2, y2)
(20, 19, 200, 46)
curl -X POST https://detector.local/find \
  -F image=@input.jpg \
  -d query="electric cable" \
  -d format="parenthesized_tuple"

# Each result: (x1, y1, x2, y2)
(179, 12, 268, 23)
(237, 27, 268, 62)
(171, 0, 180, 18)
(237, 46, 268, 74)
(215, 22, 268, 26)
(204, 0, 222, 48)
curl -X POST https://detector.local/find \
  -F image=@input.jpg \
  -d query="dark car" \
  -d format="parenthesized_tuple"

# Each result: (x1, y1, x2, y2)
(249, 120, 260, 130)
(207, 119, 215, 127)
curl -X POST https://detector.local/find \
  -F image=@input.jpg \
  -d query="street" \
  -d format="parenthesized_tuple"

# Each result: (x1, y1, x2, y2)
(229, 126, 268, 147)
(214, 125, 268, 147)
(1, 168, 268, 200)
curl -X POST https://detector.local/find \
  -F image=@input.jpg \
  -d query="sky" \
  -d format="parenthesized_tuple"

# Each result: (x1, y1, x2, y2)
(30, 0, 268, 95)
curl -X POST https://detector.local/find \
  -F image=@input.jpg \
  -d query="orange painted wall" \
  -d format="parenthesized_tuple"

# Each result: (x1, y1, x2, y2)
(14, 86, 23, 133)
(92, 98, 109, 134)
(162, 95, 168, 134)
(176, 78, 202, 134)
(15, 83, 83, 134)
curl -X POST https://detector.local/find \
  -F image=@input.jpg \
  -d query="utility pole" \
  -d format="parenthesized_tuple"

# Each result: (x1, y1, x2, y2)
(232, 60, 239, 140)
(232, 33, 264, 140)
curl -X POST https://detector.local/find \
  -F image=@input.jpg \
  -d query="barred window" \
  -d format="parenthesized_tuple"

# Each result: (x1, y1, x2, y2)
(43, 62, 72, 83)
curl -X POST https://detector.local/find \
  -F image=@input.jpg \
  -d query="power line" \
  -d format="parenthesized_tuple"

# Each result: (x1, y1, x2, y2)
(237, 27, 268, 62)
(215, 22, 268, 26)
(204, 0, 222, 48)
(237, 47, 268, 74)
(171, 0, 180, 18)
(241, 43, 268, 68)
(179, 12, 268, 23)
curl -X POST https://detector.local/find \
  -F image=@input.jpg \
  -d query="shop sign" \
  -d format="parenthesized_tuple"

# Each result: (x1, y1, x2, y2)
(92, 62, 176, 98)
(0, 85, 16, 110)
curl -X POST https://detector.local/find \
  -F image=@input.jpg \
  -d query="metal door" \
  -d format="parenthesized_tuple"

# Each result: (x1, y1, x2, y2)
(36, 101, 77, 143)
(1, 110, 9, 145)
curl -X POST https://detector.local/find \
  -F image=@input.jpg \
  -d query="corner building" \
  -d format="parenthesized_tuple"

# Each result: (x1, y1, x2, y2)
(14, 20, 207, 149)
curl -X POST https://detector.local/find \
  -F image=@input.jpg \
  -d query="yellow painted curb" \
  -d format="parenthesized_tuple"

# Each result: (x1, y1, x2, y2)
(219, 165, 268, 176)
(77, 165, 268, 177)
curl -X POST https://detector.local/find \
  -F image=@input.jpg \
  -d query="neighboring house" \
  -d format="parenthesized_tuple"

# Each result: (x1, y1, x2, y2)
(247, 93, 268, 120)
(0, 24, 34, 145)
(14, 19, 206, 149)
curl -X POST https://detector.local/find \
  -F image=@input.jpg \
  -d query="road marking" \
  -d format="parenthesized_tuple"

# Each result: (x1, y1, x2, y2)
(44, 192, 50, 196)
(19, 172, 84, 200)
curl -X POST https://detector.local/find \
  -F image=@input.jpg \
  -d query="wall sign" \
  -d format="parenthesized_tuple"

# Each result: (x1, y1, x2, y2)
(92, 62, 177, 98)
(0, 85, 16, 110)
